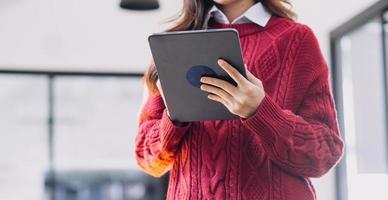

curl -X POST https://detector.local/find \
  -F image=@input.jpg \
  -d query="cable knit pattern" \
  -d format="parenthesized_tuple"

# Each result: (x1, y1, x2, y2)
(135, 16, 344, 200)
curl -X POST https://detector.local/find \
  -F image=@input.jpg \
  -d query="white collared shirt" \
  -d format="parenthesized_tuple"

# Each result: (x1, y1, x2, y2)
(207, 2, 272, 27)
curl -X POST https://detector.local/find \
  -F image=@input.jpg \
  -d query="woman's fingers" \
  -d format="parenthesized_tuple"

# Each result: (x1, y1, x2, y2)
(207, 93, 228, 106)
(156, 78, 167, 102)
(156, 79, 163, 95)
(206, 93, 240, 116)
(200, 76, 238, 96)
(156, 78, 161, 89)
(217, 59, 247, 86)
(200, 84, 233, 105)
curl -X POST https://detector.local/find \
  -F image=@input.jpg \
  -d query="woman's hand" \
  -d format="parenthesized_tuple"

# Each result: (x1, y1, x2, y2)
(200, 59, 266, 119)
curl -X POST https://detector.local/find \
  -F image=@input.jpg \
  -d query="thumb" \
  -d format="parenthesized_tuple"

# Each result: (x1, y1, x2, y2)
(156, 78, 167, 103)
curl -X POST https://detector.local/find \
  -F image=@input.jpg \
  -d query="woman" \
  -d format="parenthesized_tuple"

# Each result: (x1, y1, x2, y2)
(135, 0, 344, 199)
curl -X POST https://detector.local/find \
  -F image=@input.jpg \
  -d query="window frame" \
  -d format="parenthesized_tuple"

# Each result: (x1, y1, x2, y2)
(330, 1, 388, 200)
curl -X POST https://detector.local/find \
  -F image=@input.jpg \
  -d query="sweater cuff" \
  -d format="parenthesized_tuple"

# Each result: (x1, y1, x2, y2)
(159, 109, 192, 151)
(239, 93, 294, 144)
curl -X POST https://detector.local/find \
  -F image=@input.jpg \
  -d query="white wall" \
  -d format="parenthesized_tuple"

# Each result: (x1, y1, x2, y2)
(0, 0, 181, 71)
(0, 0, 381, 199)
(0, 0, 378, 72)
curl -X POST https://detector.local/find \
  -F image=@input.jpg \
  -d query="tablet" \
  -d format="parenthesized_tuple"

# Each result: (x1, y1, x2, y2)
(148, 28, 247, 122)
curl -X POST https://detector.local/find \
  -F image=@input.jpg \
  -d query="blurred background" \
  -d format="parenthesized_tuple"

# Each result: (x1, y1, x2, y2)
(0, 0, 387, 200)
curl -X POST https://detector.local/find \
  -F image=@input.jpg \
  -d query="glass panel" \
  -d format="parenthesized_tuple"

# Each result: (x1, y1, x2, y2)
(54, 77, 144, 170)
(340, 17, 387, 174)
(0, 0, 181, 72)
(0, 75, 48, 200)
(338, 17, 388, 200)
(51, 77, 166, 199)
(385, 11, 388, 115)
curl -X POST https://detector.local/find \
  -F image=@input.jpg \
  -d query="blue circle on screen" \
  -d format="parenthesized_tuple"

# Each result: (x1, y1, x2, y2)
(186, 65, 217, 88)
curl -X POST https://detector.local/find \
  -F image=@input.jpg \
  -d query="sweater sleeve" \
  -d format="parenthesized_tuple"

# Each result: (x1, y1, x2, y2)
(240, 25, 344, 178)
(135, 84, 192, 177)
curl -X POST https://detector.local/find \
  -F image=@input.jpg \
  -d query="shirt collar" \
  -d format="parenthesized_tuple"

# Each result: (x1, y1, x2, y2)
(207, 2, 272, 27)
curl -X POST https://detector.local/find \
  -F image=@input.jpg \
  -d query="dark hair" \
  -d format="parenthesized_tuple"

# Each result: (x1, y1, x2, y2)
(144, 0, 296, 96)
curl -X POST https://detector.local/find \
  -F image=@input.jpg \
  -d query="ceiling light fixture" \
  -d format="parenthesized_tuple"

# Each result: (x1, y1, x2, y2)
(119, 0, 160, 11)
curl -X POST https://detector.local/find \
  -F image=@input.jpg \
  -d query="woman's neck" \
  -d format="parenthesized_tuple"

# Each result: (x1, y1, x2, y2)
(217, 0, 255, 23)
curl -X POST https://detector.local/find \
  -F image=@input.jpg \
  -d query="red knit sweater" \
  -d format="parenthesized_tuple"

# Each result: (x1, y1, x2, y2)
(135, 16, 344, 200)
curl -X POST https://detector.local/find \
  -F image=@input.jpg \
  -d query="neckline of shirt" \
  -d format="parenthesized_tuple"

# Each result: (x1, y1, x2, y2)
(207, 2, 272, 27)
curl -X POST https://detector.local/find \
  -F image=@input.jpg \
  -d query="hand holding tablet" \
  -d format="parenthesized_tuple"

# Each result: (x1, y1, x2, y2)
(148, 28, 249, 122)
(199, 58, 265, 120)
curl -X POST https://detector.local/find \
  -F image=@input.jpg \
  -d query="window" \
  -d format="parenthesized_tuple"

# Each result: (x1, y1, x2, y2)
(0, 75, 48, 200)
(0, 72, 167, 200)
(331, 2, 388, 199)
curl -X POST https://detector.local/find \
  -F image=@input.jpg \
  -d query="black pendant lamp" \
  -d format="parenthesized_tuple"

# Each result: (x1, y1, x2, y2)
(120, 0, 160, 10)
